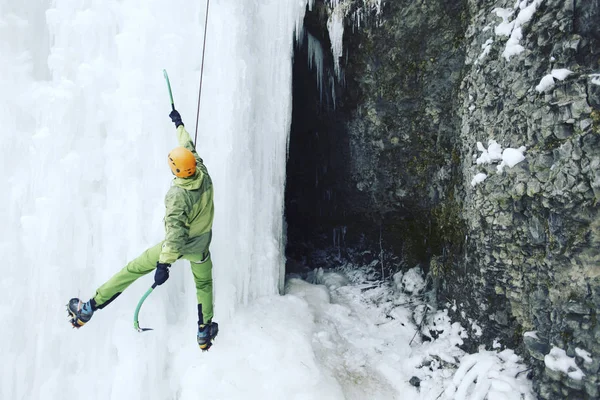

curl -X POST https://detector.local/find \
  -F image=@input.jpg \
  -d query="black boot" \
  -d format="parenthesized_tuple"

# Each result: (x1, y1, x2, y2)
(67, 298, 95, 328)
(197, 321, 219, 351)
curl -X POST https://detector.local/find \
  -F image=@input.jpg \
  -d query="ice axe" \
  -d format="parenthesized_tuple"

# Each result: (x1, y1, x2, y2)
(133, 69, 178, 333)
(163, 69, 175, 111)
(132, 70, 173, 333)
(133, 283, 157, 332)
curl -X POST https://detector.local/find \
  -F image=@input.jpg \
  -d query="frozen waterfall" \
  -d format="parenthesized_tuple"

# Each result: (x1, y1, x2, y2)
(1, 1, 310, 398)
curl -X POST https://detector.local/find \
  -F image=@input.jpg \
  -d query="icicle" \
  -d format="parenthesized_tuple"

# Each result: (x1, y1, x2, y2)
(327, 7, 344, 79)
(306, 32, 325, 103)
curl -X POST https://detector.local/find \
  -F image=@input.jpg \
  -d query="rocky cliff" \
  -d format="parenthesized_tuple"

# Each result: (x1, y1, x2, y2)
(458, 1, 600, 398)
(286, 0, 600, 398)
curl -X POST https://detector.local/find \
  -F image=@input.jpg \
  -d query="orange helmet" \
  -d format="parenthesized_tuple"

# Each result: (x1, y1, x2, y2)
(168, 147, 196, 178)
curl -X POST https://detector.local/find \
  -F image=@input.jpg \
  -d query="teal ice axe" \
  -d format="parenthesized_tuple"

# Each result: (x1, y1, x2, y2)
(163, 69, 175, 111)
(133, 283, 157, 332)
(133, 70, 175, 333)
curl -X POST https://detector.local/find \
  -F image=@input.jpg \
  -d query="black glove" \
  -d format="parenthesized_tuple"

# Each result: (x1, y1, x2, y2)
(154, 262, 171, 286)
(169, 110, 184, 128)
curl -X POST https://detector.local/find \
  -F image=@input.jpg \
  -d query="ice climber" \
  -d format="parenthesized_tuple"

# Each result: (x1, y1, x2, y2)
(67, 109, 219, 351)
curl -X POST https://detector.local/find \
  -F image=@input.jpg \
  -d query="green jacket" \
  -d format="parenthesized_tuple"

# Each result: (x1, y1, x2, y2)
(159, 125, 214, 264)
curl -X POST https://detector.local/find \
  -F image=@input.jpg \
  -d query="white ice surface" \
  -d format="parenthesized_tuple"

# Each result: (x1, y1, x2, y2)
(1, 0, 309, 398)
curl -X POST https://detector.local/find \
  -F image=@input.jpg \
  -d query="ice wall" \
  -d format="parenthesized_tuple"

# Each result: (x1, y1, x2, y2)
(0, 0, 309, 398)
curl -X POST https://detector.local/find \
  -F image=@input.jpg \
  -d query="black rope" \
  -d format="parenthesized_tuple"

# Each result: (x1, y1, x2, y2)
(194, 0, 211, 147)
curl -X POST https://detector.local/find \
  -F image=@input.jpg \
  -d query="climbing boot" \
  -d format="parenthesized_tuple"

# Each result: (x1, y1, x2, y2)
(197, 321, 219, 351)
(67, 298, 94, 328)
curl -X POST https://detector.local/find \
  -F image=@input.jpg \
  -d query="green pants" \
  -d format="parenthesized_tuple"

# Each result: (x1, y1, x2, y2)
(93, 242, 214, 324)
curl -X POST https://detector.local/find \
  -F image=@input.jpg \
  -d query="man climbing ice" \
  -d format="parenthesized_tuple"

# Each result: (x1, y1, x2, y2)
(67, 109, 219, 351)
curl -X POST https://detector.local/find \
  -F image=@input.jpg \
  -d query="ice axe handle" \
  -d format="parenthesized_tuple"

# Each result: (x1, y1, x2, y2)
(133, 284, 158, 332)
(163, 69, 175, 110)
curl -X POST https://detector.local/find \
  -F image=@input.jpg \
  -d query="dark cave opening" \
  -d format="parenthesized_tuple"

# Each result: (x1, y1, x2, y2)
(285, 23, 341, 274)
(284, 15, 417, 278)
(285, 44, 322, 234)
(284, 29, 437, 277)
(284, 5, 460, 279)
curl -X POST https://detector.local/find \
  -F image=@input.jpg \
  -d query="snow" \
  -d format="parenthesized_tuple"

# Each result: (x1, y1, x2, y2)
(493, 8, 515, 37)
(177, 291, 346, 400)
(470, 319, 483, 337)
(535, 74, 557, 93)
(551, 68, 574, 80)
(589, 73, 600, 86)
(2, 1, 535, 399)
(478, 38, 494, 62)
(394, 267, 427, 294)
(443, 349, 534, 400)
(503, 27, 525, 61)
(493, 1, 542, 61)
(523, 331, 539, 339)
(476, 140, 504, 164)
(474, 140, 526, 178)
(183, 265, 538, 400)
(497, 146, 527, 173)
(575, 348, 593, 364)
(544, 347, 585, 381)
(535, 69, 574, 92)
(471, 173, 488, 187)
(290, 268, 534, 400)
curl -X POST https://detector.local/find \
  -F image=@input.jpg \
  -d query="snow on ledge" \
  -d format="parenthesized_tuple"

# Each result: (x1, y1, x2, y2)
(493, 1, 542, 61)
(477, 38, 494, 63)
(497, 146, 526, 173)
(475, 140, 526, 171)
(535, 69, 574, 93)
(544, 347, 585, 381)
(476, 140, 503, 164)
(472, 140, 526, 188)
(575, 348, 593, 364)
(471, 173, 487, 187)
(523, 331, 539, 339)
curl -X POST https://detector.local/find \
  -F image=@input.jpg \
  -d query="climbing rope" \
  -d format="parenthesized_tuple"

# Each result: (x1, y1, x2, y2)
(194, 0, 211, 147)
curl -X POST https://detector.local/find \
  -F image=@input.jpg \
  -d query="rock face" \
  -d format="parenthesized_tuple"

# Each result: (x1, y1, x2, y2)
(456, 1, 600, 398)
(286, 0, 600, 398)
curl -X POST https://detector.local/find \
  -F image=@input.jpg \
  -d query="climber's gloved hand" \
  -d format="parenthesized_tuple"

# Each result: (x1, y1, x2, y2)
(169, 110, 184, 128)
(154, 262, 171, 286)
